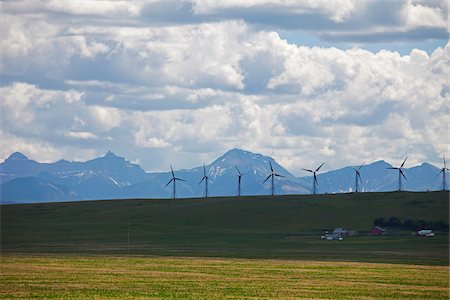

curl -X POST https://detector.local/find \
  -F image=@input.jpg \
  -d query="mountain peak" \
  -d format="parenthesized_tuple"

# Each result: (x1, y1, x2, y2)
(7, 152, 29, 161)
(103, 151, 119, 158)
(223, 148, 262, 159)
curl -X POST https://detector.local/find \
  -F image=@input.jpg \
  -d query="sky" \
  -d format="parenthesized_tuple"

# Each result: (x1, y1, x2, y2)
(0, 0, 449, 175)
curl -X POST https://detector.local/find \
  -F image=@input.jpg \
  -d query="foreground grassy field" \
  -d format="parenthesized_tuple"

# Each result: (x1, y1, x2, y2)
(1, 255, 448, 299)
(1, 191, 448, 265)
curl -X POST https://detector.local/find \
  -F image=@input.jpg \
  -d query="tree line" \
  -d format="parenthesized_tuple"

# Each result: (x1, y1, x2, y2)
(373, 217, 449, 231)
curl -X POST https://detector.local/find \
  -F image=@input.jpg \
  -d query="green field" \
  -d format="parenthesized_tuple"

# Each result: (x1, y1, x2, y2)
(1, 192, 449, 265)
(1, 255, 449, 299)
(1, 192, 449, 298)
(1, 191, 448, 265)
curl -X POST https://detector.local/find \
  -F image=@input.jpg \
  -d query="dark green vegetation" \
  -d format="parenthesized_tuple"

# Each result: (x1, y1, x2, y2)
(373, 216, 449, 231)
(1, 255, 448, 299)
(1, 191, 449, 265)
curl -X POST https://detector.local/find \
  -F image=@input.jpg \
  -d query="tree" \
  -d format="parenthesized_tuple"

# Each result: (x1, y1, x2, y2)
(402, 219, 417, 230)
(373, 217, 386, 226)
(386, 217, 401, 228)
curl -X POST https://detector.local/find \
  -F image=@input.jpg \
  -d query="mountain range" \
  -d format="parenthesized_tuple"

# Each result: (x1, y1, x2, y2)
(0, 149, 447, 204)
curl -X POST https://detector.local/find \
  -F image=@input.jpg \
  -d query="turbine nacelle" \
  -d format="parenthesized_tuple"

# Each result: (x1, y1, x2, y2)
(263, 161, 286, 195)
(198, 163, 209, 198)
(353, 161, 365, 193)
(437, 155, 449, 191)
(302, 162, 324, 194)
(165, 165, 185, 199)
(387, 156, 408, 191)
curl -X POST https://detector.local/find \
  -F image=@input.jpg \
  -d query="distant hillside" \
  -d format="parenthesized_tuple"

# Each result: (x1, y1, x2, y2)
(1, 191, 448, 264)
(1, 149, 448, 203)
(0, 177, 73, 204)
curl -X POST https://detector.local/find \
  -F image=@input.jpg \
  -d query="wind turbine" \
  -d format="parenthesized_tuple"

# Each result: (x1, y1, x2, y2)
(198, 163, 209, 198)
(387, 156, 408, 191)
(437, 155, 449, 191)
(235, 165, 247, 197)
(263, 161, 285, 196)
(165, 165, 185, 199)
(353, 161, 366, 193)
(302, 162, 324, 195)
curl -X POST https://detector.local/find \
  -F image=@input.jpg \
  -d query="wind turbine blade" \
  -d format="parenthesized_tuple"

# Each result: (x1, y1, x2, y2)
(358, 161, 366, 170)
(269, 161, 273, 172)
(314, 174, 318, 185)
(357, 172, 362, 181)
(274, 174, 285, 178)
(170, 164, 174, 177)
(387, 167, 398, 170)
(203, 163, 207, 176)
(401, 156, 408, 168)
(316, 162, 325, 172)
(302, 168, 313, 173)
(437, 169, 444, 177)
(165, 178, 174, 187)
(175, 177, 185, 182)
(263, 175, 272, 183)
(400, 169, 407, 181)
(235, 165, 242, 175)
(444, 155, 447, 169)
(198, 176, 205, 185)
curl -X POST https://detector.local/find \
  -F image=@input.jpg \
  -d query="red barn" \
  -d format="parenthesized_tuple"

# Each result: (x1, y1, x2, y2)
(370, 226, 386, 235)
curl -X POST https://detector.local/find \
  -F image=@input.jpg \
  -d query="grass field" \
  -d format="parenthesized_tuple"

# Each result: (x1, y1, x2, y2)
(1, 191, 448, 265)
(1, 255, 449, 299)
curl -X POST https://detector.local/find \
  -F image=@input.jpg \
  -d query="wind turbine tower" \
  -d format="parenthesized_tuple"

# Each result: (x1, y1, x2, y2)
(387, 156, 408, 191)
(199, 163, 209, 198)
(263, 161, 285, 196)
(235, 165, 246, 197)
(354, 162, 365, 193)
(165, 165, 185, 199)
(302, 162, 324, 195)
(437, 155, 449, 191)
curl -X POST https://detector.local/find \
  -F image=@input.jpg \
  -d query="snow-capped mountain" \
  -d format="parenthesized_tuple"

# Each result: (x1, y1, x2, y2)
(0, 149, 447, 203)
(173, 149, 307, 197)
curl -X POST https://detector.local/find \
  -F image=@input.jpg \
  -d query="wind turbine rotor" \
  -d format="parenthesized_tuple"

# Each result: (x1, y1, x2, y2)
(235, 165, 242, 175)
(358, 161, 366, 170)
(400, 156, 408, 168)
(400, 169, 407, 181)
(165, 178, 174, 188)
(315, 162, 325, 172)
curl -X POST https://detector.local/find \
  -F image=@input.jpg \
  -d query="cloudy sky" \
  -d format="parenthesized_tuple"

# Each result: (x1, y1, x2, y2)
(1, 0, 448, 175)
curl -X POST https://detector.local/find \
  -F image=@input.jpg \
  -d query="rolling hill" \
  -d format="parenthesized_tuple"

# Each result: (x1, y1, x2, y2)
(1, 191, 448, 264)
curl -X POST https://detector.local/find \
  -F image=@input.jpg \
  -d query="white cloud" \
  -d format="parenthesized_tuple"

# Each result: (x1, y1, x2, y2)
(65, 131, 99, 140)
(87, 106, 123, 132)
(406, 0, 447, 28)
(192, 0, 359, 23)
(0, 1, 448, 173)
